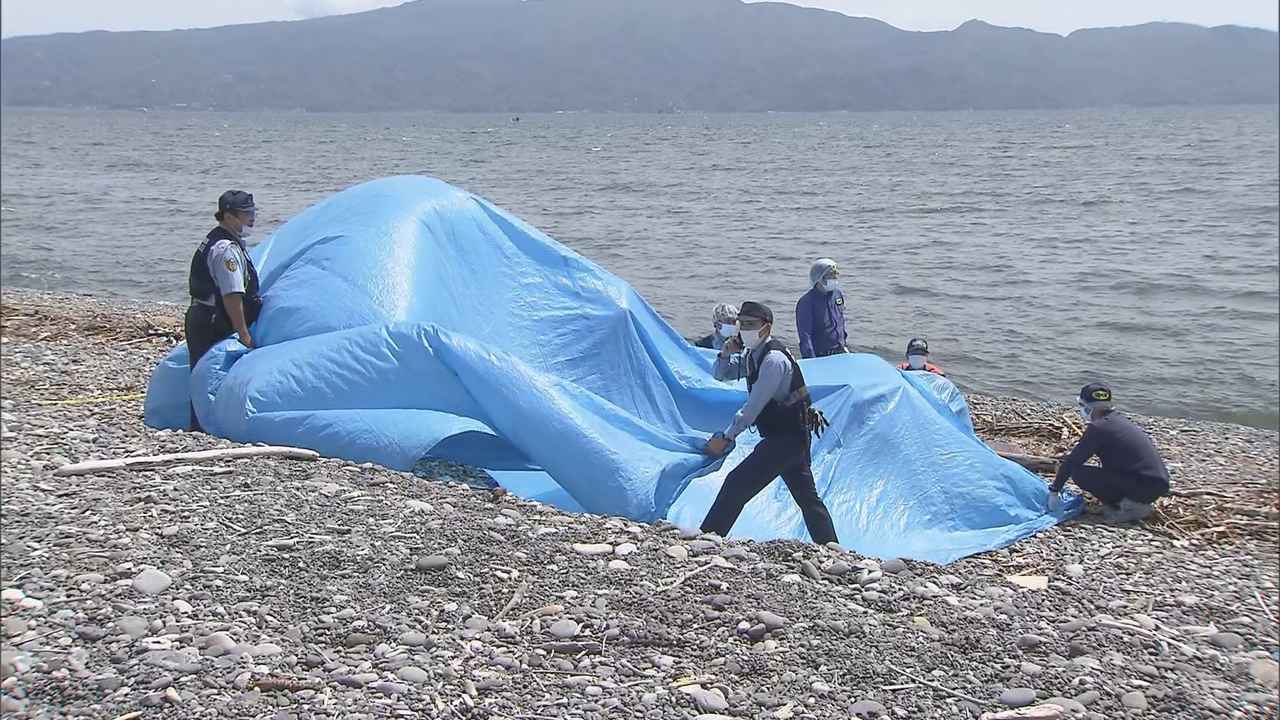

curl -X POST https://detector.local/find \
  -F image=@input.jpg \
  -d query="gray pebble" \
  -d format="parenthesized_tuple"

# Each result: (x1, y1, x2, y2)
(548, 619, 580, 639)
(334, 673, 380, 688)
(689, 687, 729, 712)
(1121, 691, 1148, 710)
(850, 699, 886, 717)
(1044, 696, 1086, 714)
(1017, 634, 1046, 651)
(1208, 631, 1244, 649)
(396, 666, 430, 684)
(825, 560, 852, 576)
(97, 676, 123, 692)
(1249, 658, 1279, 687)
(75, 624, 107, 642)
(757, 611, 787, 630)
(881, 558, 908, 574)
(414, 555, 450, 571)
(398, 631, 429, 647)
(131, 568, 173, 596)
(1074, 689, 1101, 705)
(345, 632, 379, 648)
(998, 688, 1037, 707)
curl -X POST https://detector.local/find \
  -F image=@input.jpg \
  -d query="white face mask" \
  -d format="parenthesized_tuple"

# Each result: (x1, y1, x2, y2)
(1078, 404, 1093, 423)
(717, 323, 738, 339)
(740, 326, 766, 350)
(907, 354, 926, 370)
(238, 223, 254, 239)
(820, 278, 840, 293)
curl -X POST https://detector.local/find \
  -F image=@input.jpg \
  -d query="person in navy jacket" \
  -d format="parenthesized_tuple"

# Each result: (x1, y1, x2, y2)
(795, 258, 848, 359)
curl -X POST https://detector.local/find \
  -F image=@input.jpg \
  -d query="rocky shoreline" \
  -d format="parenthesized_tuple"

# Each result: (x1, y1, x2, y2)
(1, 289, 1277, 719)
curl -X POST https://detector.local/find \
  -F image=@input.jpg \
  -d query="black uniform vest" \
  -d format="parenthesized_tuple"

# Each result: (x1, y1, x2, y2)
(189, 227, 262, 327)
(746, 340, 810, 438)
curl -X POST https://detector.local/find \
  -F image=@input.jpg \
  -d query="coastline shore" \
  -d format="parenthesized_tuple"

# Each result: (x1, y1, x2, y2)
(2, 289, 1276, 718)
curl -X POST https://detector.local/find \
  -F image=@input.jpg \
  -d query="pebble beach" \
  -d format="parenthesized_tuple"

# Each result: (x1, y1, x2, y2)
(1, 289, 1277, 719)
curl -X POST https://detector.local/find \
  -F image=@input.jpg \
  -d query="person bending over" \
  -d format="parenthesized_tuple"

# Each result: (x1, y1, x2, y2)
(1050, 383, 1171, 523)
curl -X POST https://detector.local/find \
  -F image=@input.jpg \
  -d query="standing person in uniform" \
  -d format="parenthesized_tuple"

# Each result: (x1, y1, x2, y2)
(701, 302, 839, 545)
(896, 338, 946, 376)
(694, 303, 739, 350)
(796, 258, 848, 359)
(185, 190, 263, 431)
(1048, 383, 1171, 522)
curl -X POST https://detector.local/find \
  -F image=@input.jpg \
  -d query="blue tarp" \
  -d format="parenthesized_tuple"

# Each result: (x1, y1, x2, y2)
(145, 176, 1080, 564)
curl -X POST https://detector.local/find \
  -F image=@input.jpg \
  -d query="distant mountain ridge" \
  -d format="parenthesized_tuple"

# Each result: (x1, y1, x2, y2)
(2, 0, 1276, 112)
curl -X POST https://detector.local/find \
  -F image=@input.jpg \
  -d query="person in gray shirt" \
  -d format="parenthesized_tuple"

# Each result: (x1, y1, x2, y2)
(184, 190, 263, 430)
(701, 301, 838, 545)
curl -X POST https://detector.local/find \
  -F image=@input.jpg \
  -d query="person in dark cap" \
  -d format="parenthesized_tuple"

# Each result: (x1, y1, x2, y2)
(702, 301, 839, 545)
(796, 257, 848, 359)
(1049, 383, 1171, 522)
(184, 190, 263, 431)
(896, 338, 946, 376)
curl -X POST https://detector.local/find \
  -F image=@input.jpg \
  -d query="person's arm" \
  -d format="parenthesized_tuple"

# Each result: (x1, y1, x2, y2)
(208, 243, 253, 348)
(1052, 426, 1101, 491)
(712, 336, 744, 381)
(712, 353, 743, 381)
(222, 293, 253, 348)
(796, 295, 815, 359)
(723, 351, 787, 440)
(835, 289, 849, 350)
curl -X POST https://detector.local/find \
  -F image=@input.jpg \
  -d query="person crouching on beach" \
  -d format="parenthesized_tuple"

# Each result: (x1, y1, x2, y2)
(1048, 383, 1171, 522)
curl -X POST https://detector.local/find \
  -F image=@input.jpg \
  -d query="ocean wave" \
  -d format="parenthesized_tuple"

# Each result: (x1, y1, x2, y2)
(903, 204, 997, 215)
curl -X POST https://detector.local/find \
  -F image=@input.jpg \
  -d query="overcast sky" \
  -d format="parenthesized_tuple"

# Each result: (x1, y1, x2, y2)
(2, 0, 1277, 38)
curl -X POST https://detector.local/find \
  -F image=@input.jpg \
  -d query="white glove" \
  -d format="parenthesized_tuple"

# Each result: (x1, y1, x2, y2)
(1047, 491, 1062, 512)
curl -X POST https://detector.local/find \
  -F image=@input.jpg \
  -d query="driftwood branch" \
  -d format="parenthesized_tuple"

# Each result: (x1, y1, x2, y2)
(994, 450, 1059, 474)
(494, 581, 528, 620)
(885, 662, 988, 705)
(54, 446, 320, 477)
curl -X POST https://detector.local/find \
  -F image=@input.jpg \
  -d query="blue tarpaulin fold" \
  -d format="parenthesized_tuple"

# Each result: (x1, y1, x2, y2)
(145, 176, 1079, 564)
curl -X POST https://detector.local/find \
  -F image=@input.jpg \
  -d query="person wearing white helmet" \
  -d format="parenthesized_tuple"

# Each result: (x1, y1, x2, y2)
(795, 258, 848, 359)
(694, 303, 740, 351)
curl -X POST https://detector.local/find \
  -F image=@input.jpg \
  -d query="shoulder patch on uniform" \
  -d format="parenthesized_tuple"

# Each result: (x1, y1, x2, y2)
(225, 257, 239, 273)
(835, 296, 844, 306)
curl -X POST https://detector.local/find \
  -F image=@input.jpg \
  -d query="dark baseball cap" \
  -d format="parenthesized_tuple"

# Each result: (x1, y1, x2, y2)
(1079, 382, 1113, 404)
(218, 190, 256, 214)
(906, 338, 929, 356)
(738, 301, 774, 324)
